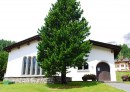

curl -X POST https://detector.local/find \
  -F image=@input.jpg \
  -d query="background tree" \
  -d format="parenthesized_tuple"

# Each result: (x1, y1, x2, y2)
(118, 44, 130, 59)
(37, 0, 91, 84)
(0, 51, 8, 80)
(0, 39, 15, 80)
(0, 40, 15, 51)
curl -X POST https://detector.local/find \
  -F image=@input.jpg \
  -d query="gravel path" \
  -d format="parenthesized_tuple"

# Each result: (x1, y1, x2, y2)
(105, 83, 130, 92)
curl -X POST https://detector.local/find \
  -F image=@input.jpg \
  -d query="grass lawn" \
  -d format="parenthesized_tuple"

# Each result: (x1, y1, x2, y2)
(116, 71, 130, 82)
(125, 82, 130, 84)
(0, 82, 125, 92)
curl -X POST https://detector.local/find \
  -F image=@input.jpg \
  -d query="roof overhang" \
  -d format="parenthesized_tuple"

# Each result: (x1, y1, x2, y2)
(90, 40, 121, 58)
(4, 35, 121, 58)
(4, 35, 40, 52)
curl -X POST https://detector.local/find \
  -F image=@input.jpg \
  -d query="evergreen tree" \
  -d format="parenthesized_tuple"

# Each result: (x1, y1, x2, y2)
(37, 0, 91, 84)
(118, 44, 130, 59)
(0, 39, 15, 80)
(0, 51, 8, 80)
(0, 39, 15, 51)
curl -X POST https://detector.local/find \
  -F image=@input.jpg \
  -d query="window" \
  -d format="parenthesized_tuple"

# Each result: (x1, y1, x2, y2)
(116, 64, 119, 68)
(78, 63, 89, 70)
(22, 56, 42, 75)
(84, 63, 88, 69)
(78, 66, 82, 70)
(28, 56, 31, 75)
(32, 56, 36, 75)
(121, 64, 124, 67)
(22, 56, 27, 75)
(37, 66, 40, 75)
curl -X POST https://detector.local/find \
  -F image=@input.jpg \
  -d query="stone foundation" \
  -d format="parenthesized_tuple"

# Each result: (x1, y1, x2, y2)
(4, 76, 72, 84)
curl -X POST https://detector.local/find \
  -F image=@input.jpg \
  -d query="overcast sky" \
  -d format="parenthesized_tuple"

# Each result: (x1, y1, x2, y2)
(0, 0, 130, 45)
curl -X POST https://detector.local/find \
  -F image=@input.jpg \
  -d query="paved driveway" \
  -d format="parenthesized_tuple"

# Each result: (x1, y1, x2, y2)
(105, 83, 130, 92)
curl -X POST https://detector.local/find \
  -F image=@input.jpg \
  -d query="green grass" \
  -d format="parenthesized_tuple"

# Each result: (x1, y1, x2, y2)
(125, 82, 130, 84)
(116, 71, 130, 82)
(0, 82, 125, 92)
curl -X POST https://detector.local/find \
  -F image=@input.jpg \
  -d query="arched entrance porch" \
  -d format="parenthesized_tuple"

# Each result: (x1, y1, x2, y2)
(96, 62, 110, 81)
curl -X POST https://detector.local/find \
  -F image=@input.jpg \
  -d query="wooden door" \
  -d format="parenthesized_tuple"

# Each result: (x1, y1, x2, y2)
(96, 62, 110, 81)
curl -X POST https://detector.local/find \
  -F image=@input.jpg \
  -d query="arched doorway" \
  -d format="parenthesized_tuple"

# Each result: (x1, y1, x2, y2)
(96, 62, 110, 81)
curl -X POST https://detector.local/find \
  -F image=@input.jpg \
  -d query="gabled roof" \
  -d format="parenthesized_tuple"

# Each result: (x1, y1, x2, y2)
(4, 35, 40, 52)
(4, 35, 121, 57)
(90, 40, 121, 57)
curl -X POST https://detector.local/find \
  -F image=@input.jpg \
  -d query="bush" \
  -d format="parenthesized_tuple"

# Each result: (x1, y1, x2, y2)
(121, 75, 130, 81)
(2, 80, 14, 85)
(82, 74, 97, 81)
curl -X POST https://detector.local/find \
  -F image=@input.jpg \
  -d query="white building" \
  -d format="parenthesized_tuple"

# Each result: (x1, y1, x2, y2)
(115, 59, 130, 71)
(4, 35, 121, 83)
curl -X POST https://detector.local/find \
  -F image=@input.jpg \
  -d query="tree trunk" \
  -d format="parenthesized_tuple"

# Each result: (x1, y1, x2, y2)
(61, 63, 67, 84)
(61, 71, 67, 84)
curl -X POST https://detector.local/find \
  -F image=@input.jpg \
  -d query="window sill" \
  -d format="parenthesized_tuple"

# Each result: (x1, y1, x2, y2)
(77, 70, 90, 72)
(20, 75, 44, 77)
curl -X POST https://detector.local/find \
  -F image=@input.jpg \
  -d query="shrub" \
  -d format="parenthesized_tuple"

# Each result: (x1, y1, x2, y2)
(121, 75, 128, 81)
(82, 74, 97, 81)
(121, 75, 130, 81)
(2, 80, 14, 85)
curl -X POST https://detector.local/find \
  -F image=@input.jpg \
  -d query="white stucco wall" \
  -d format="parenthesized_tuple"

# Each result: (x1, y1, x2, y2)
(67, 46, 116, 81)
(5, 42, 116, 81)
(5, 40, 38, 77)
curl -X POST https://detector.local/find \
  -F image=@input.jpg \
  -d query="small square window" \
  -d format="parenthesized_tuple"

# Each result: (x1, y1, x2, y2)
(116, 65, 119, 68)
(121, 65, 124, 67)
(78, 63, 89, 70)
(78, 66, 82, 70)
(84, 63, 88, 69)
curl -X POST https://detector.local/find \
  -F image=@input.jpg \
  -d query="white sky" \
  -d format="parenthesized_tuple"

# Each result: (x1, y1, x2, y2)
(0, 0, 130, 45)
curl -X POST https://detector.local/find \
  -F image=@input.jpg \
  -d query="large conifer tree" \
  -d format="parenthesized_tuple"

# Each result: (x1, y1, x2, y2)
(37, 0, 91, 84)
